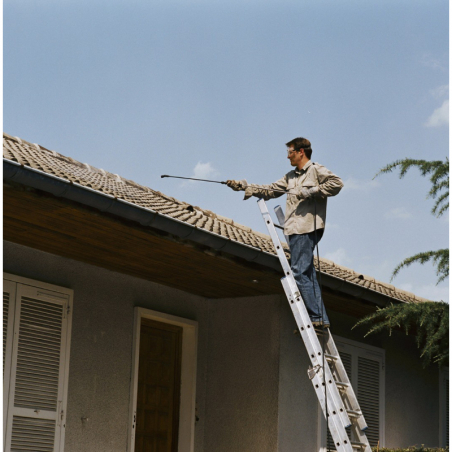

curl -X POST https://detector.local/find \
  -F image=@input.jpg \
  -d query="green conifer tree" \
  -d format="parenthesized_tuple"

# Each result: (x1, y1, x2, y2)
(354, 158, 449, 367)
(375, 158, 449, 284)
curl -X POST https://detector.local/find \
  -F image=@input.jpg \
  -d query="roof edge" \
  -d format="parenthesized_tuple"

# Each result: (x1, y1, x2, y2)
(3, 158, 423, 306)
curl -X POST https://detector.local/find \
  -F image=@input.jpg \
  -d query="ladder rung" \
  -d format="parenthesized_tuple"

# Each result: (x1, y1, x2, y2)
(351, 441, 368, 448)
(346, 409, 362, 417)
(325, 353, 338, 362)
(335, 381, 350, 390)
(314, 328, 329, 336)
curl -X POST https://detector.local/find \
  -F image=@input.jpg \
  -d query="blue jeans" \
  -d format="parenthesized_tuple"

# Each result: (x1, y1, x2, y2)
(289, 230, 330, 325)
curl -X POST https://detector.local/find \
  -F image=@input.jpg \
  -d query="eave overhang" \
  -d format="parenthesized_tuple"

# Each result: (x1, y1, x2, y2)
(3, 158, 399, 309)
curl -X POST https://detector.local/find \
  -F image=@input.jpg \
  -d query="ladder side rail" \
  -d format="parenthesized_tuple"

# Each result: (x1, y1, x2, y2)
(259, 199, 352, 429)
(323, 331, 368, 432)
(282, 277, 350, 428)
(281, 278, 353, 452)
(290, 295, 352, 431)
(350, 423, 372, 452)
(260, 199, 371, 452)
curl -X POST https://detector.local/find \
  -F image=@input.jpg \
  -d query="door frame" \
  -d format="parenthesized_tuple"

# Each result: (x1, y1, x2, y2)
(128, 308, 198, 452)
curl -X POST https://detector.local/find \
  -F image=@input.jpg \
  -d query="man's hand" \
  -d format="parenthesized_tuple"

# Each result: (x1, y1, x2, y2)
(226, 179, 247, 191)
(296, 186, 320, 200)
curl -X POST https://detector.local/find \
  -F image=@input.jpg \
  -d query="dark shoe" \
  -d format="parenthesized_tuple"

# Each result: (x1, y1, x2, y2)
(312, 321, 330, 328)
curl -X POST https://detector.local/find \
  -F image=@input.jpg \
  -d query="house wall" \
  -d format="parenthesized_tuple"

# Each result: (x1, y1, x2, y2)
(4, 240, 283, 452)
(203, 295, 281, 452)
(4, 240, 441, 451)
(4, 240, 210, 452)
(277, 299, 320, 452)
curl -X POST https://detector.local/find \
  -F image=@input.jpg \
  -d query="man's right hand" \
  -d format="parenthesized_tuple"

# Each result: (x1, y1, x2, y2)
(226, 179, 247, 191)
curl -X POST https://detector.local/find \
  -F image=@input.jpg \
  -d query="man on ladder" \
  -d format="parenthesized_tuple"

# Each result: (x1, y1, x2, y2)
(226, 137, 343, 328)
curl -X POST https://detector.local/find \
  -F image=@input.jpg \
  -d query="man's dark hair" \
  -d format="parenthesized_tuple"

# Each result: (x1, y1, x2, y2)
(286, 137, 312, 159)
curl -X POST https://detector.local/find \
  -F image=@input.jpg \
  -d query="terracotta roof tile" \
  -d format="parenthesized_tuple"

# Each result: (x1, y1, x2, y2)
(3, 132, 430, 304)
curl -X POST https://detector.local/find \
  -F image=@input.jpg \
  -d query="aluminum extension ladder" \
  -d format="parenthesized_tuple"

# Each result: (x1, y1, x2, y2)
(258, 199, 371, 452)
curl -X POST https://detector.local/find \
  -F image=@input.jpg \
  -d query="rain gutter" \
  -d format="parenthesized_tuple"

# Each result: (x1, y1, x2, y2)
(3, 159, 396, 307)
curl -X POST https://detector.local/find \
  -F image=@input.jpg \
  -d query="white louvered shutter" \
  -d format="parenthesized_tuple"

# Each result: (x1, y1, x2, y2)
(322, 340, 384, 452)
(357, 357, 380, 446)
(4, 280, 17, 443)
(4, 283, 71, 452)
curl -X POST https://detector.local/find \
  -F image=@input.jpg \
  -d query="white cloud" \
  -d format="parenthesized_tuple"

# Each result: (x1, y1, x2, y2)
(341, 178, 380, 192)
(398, 283, 449, 302)
(324, 248, 352, 266)
(192, 161, 219, 180)
(181, 161, 220, 186)
(429, 85, 449, 99)
(424, 99, 449, 127)
(384, 207, 412, 220)
(420, 54, 446, 71)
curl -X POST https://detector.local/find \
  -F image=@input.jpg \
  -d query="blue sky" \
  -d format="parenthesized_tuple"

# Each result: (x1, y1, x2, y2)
(4, 0, 449, 301)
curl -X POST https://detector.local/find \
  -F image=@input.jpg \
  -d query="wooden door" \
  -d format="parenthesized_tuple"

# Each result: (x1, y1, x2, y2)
(135, 319, 183, 452)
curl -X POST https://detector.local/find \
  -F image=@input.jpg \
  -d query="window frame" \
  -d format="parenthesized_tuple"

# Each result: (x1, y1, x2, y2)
(317, 335, 385, 451)
(128, 307, 198, 452)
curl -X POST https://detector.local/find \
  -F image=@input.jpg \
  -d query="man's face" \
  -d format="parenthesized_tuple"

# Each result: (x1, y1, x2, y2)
(287, 146, 303, 167)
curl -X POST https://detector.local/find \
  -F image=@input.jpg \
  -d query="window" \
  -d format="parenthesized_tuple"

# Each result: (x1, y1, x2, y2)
(128, 308, 198, 452)
(3, 274, 73, 452)
(439, 367, 449, 447)
(318, 336, 385, 451)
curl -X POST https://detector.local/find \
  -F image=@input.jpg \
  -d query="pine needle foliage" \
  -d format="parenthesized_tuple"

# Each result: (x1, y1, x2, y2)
(374, 158, 449, 217)
(372, 448, 448, 452)
(374, 158, 449, 284)
(392, 249, 449, 284)
(353, 301, 449, 368)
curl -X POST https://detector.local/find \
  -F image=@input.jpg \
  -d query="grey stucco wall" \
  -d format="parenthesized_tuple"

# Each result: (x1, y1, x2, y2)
(4, 240, 442, 451)
(4, 241, 210, 452)
(277, 299, 320, 452)
(203, 295, 281, 452)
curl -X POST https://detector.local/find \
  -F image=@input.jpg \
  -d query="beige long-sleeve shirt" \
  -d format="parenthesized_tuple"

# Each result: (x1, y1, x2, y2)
(244, 160, 343, 235)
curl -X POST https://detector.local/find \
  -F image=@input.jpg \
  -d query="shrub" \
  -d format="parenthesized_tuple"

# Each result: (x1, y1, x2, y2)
(371, 448, 448, 452)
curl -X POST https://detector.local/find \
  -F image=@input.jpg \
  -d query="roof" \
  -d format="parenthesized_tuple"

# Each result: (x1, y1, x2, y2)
(3, 132, 429, 304)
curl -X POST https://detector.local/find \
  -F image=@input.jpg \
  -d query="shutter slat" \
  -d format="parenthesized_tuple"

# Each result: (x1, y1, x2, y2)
(14, 296, 64, 412)
(11, 416, 56, 452)
(4, 291, 10, 374)
(326, 346, 383, 451)
(4, 279, 72, 452)
(358, 356, 380, 447)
